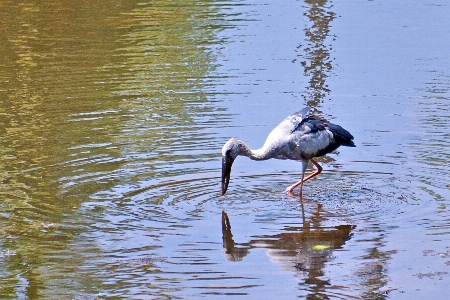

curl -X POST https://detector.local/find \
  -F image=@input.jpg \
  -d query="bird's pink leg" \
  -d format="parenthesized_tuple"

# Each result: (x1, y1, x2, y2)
(284, 159, 323, 195)
(306, 159, 323, 181)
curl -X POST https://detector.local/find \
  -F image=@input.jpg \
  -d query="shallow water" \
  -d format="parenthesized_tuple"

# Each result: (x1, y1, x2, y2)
(0, 0, 449, 299)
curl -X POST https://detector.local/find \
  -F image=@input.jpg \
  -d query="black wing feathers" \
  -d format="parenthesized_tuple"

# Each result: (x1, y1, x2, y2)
(293, 117, 325, 133)
(327, 124, 355, 147)
(315, 123, 355, 156)
(294, 117, 355, 157)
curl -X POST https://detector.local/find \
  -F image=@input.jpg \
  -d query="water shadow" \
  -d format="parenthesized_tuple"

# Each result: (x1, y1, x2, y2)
(222, 209, 355, 296)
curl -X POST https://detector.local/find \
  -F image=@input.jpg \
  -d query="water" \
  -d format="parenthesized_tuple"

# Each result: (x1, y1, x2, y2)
(0, 0, 449, 299)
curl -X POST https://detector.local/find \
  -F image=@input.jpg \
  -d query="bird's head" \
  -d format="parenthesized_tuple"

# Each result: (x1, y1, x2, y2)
(221, 138, 243, 195)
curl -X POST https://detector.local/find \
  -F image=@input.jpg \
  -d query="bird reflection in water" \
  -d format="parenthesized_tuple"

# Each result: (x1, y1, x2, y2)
(221, 209, 355, 288)
(221, 211, 249, 261)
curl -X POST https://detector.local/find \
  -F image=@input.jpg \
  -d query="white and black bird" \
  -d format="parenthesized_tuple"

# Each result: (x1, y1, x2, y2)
(221, 107, 355, 197)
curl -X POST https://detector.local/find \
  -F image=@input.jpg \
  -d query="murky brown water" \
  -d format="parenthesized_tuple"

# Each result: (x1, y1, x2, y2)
(1, 0, 449, 299)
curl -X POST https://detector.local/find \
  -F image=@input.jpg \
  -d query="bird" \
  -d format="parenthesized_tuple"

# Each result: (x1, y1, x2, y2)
(221, 106, 355, 197)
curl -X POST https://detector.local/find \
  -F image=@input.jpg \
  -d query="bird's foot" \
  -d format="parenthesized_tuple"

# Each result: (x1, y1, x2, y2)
(283, 185, 296, 194)
(283, 186, 304, 200)
(283, 189, 294, 195)
(284, 190, 304, 201)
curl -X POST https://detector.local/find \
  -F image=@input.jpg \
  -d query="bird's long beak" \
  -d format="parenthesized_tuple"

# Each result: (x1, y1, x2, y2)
(221, 155, 234, 195)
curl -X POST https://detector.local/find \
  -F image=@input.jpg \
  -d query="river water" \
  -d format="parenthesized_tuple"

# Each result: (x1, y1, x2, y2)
(0, 0, 449, 299)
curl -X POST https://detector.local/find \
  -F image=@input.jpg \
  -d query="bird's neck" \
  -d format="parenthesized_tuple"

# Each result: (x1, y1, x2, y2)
(237, 140, 272, 161)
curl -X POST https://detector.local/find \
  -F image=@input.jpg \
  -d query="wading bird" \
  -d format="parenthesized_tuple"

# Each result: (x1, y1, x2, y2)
(221, 107, 355, 197)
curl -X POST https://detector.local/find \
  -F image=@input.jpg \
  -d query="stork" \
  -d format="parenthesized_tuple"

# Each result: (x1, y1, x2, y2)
(221, 107, 355, 197)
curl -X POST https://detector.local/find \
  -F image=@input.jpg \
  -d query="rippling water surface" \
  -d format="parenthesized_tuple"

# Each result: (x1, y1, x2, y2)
(1, 0, 449, 299)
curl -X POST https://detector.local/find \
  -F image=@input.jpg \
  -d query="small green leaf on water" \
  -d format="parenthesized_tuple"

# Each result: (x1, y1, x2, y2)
(312, 245, 331, 251)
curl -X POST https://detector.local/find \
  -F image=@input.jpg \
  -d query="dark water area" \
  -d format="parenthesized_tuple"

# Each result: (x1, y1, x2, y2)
(0, 0, 449, 299)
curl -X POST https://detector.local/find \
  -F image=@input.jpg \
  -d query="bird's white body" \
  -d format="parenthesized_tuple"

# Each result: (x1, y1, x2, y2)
(222, 108, 333, 163)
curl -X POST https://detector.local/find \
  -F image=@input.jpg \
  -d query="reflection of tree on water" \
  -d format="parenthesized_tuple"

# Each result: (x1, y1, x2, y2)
(296, 0, 335, 109)
(221, 210, 355, 296)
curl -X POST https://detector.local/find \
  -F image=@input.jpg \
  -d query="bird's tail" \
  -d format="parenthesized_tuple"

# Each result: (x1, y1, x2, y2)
(328, 124, 356, 147)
